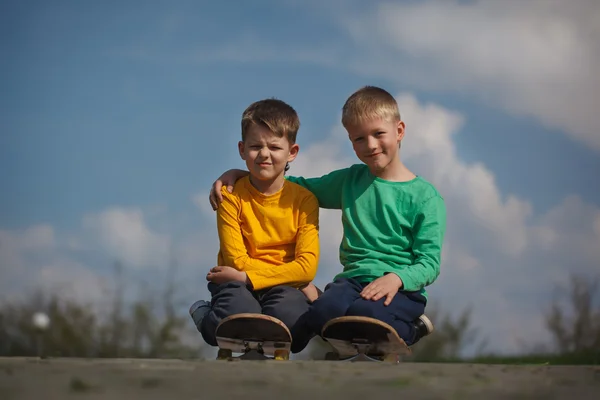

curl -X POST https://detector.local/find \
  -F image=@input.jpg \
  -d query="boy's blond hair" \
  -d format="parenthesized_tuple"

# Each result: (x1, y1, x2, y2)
(341, 86, 401, 128)
(241, 98, 300, 144)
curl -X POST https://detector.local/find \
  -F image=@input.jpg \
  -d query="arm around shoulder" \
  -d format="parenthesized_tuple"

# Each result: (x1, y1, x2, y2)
(286, 167, 351, 209)
(210, 169, 249, 210)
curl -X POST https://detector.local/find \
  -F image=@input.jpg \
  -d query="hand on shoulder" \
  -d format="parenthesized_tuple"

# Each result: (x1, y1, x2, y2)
(209, 169, 249, 210)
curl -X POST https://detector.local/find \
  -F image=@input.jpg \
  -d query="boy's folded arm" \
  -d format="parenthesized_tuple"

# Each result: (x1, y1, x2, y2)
(394, 196, 447, 292)
(245, 251, 318, 291)
(246, 196, 320, 291)
(286, 168, 349, 209)
(217, 191, 320, 291)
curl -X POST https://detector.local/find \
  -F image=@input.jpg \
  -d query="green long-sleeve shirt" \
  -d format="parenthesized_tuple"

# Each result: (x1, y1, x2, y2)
(287, 164, 446, 297)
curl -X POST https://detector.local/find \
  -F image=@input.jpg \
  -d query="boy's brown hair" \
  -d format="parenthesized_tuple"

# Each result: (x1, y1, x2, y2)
(241, 98, 300, 144)
(341, 86, 401, 128)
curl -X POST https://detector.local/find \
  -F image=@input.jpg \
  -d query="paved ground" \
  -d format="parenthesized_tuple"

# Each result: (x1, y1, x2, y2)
(1, 357, 599, 399)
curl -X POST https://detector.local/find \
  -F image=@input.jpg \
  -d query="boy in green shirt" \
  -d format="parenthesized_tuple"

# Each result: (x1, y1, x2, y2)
(209, 86, 445, 351)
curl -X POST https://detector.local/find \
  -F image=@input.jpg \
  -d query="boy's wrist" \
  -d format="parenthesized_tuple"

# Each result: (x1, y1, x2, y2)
(395, 274, 404, 289)
(386, 272, 404, 289)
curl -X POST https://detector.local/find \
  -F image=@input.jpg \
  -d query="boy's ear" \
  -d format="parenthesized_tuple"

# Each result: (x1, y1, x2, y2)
(238, 141, 246, 160)
(397, 120, 406, 143)
(287, 143, 300, 162)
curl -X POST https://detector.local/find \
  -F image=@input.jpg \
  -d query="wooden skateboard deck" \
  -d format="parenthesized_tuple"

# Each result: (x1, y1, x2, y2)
(215, 313, 292, 360)
(321, 316, 411, 363)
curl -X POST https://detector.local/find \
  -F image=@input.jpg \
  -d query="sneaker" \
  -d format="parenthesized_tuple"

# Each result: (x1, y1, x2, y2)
(413, 314, 434, 340)
(189, 300, 211, 331)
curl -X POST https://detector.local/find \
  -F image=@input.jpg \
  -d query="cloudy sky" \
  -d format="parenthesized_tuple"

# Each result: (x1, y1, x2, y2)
(1, 0, 599, 355)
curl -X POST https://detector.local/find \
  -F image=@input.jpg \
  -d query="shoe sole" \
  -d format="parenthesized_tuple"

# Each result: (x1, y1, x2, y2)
(419, 314, 434, 334)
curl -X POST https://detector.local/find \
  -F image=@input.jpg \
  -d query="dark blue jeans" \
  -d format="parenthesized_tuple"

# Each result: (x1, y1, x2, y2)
(199, 281, 311, 353)
(300, 277, 427, 348)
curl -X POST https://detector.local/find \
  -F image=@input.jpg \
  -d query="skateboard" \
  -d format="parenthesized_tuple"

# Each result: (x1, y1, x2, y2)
(321, 316, 411, 363)
(215, 313, 292, 361)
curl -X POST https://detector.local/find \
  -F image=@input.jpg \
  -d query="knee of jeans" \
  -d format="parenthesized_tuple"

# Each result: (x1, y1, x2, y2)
(268, 285, 301, 297)
(323, 277, 350, 291)
(209, 280, 246, 292)
(264, 290, 308, 323)
(345, 300, 378, 318)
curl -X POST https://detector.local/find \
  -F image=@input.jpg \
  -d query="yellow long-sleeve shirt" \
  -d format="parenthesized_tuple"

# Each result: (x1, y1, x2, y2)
(216, 176, 320, 291)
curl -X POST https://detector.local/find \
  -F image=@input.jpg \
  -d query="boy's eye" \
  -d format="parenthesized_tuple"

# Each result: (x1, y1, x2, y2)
(375, 131, 384, 136)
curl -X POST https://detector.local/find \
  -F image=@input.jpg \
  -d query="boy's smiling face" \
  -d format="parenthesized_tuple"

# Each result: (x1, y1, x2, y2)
(346, 117, 405, 175)
(238, 123, 298, 191)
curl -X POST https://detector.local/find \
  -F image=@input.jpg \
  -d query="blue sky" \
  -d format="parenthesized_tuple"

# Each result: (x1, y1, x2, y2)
(1, 0, 599, 356)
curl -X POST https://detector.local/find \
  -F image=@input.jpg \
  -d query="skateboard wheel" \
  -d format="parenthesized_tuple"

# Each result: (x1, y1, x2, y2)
(383, 354, 400, 364)
(273, 349, 289, 361)
(217, 349, 232, 360)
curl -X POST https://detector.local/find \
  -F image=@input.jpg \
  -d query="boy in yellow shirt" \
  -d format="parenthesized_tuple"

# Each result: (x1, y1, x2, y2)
(189, 98, 320, 353)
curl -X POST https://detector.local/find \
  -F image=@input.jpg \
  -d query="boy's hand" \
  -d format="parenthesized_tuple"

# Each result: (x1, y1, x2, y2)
(300, 282, 321, 303)
(360, 273, 403, 306)
(206, 266, 248, 285)
(209, 169, 249, 210)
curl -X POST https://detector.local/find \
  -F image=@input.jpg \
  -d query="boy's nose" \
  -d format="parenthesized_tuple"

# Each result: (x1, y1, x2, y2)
(367, 136, 378, 149)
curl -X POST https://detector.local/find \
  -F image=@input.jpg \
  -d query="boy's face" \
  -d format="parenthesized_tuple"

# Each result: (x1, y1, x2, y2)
(238, 124, 299, 183)
(346, 117, 405, 174)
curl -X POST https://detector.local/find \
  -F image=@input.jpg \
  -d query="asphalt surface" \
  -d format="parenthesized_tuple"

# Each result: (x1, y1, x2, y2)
(1, 357, 599, 399)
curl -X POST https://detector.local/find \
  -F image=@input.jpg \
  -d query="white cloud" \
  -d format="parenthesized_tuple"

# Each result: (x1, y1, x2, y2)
(292, 125, 355, 177)
(0, 225, 57, 292)
(531, 195, 600, 275)
(0, 225, 108, 307)
(82, 207, 170, 269)
(192, 191, 218, 220)
(0, 224, 55, 255)
(398, 93, 533, 256)
(338, 0, 600, 150)
(177, 230, 218, 267)
(33, 260, 109, 306)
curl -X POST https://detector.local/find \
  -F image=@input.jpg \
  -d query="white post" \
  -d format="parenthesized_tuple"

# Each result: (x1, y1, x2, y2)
(32, 312, 50, 358)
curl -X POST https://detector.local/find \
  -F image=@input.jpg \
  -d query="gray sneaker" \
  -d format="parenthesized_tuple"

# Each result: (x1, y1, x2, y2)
(189, 300, 211, 331)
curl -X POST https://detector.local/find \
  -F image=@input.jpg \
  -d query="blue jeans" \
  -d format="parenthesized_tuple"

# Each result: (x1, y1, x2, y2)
(303, 277, 427, 347)
(199, 281, 311, 353)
